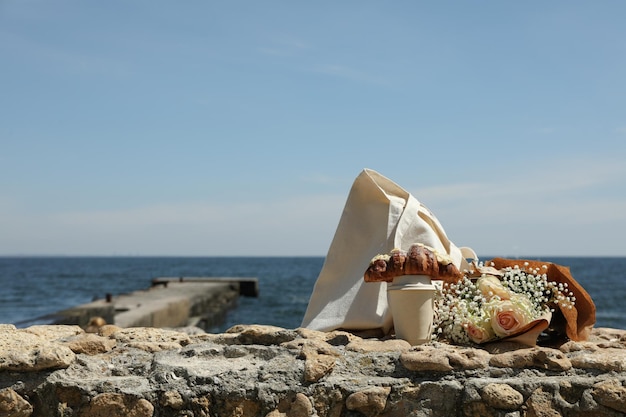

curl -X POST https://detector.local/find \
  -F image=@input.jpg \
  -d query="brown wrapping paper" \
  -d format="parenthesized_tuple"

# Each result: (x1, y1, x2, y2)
(487, 258, 596, 342)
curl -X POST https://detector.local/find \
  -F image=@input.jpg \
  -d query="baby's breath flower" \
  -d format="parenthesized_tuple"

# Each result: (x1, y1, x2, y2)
(432, 263, 575, 346)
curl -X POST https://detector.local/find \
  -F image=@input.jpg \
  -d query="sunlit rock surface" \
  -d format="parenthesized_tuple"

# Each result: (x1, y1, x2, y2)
(0, 324, 625, 417)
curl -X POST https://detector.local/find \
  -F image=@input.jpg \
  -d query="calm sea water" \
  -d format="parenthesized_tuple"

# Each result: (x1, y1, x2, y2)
(0, 256, 624, 332)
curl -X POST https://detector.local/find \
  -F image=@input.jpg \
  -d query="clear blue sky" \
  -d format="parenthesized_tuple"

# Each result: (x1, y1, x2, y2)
(1, 1, 625, 257)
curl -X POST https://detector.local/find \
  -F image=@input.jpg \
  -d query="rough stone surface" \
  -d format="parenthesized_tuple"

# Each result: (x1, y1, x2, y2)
(568, 347, 626, 372)
(300, 342, 338, 383)
(345, 338, 411, 353)
(22, 325, 84, 340)
(525, 388, 560, 417)
(0, 326, 76, 372)
(481, 383, 524, 410)
(0, 324, 624, 417)
(288, 393, 314, 417)
(345, 387, 391, 416)
(65, 333, 117, 355)
(110, 327, 192, 352)
(0, 388, 34, 417)
(592, 379, 626, 414)
(400, 343, 492, 373)
(78, 393, 154, 417)
(400, 344, 454, 372)
(488, 346, 572, 371)
(159, 390, 184, 410)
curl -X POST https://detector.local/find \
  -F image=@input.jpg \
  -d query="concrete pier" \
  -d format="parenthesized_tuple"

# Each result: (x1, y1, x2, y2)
(151, 276, 259, 297)
(52, 277, 258, 330)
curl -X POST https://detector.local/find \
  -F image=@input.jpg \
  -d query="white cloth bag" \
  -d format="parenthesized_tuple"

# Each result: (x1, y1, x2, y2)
(301, 168, 474, 333)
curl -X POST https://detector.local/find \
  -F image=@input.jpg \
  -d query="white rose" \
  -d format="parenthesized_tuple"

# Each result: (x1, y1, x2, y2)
(488, 295, 534, 337)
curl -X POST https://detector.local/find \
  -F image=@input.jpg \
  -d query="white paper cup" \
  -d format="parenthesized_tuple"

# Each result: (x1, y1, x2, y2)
(387, 275, 436, 345)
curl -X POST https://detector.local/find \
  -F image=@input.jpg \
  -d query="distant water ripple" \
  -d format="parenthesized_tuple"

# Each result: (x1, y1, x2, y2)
(0, 256, 623, 332)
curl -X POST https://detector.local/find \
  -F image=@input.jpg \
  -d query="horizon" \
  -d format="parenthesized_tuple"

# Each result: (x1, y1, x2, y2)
(1, 254, 624, 260)
(2, 2, 625, 258)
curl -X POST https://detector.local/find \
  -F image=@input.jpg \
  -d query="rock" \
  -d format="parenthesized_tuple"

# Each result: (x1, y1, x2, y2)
(79, 393, 154, 417)
(489, 346, 572, 371)
(288, 393, 313, 417)
(160, 390, 184, 410)
(299, 341, 340, 382)
(346, 338, 411, 353)
(64, 333, 116, 355)
(266, 393, 313, 417)
(190, 331, 240, 345)
(0, 388, 33, 417)
(226, 324, 299, 345)
(593, 327, 626, 341)
(0, 326, 75, 371)
(592, 379, 626, 414)
(481, 383, 524, 410)
(446, 346, 491, 369)
(22, 324, 84, 340)
(568, 348, 626, 372)
(285, 337, 340, 356)
(559, 340, 599, 353)
(401, 381, 463, 416)
(345, 386, 391, 417)
(221, 398, 260, 417)
(462, 401, 498, 417)
(168, 325, 206, 335)
(400, 345, 453, 372)
(399, 343, 490, 373)
(311, 387, 343, 417)
(303, 353, 336, 382)
(189, 396, 211, 416)
(98, 324, 122, 337)
(296, 328, 357, 347)
(110, 327, 191, 352)
(524, 388, 560, 417)
(0, 325, 624, 416)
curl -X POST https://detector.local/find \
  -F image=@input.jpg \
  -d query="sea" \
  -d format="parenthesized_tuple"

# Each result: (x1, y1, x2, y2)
(0, 256, 624, 332)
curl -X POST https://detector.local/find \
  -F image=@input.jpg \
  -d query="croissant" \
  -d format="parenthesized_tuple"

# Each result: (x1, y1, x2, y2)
(364, 244, 462, 283)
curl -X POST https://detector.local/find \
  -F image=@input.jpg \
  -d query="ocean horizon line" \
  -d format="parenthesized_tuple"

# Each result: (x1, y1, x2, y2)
(0, 254, 624, 259)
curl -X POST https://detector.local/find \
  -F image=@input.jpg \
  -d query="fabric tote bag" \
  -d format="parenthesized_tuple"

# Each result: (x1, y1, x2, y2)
(301, 168, 474, 334)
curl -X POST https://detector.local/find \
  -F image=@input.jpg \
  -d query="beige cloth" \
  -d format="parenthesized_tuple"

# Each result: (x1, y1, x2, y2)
(301, 168, 475, 333)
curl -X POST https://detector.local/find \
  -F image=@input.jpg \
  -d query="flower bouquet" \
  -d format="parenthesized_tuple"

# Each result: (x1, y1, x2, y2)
(433, 258, 596, 346)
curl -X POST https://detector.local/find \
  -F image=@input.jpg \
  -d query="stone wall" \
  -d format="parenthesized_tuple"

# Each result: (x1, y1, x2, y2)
(0, 323, 625, 417)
